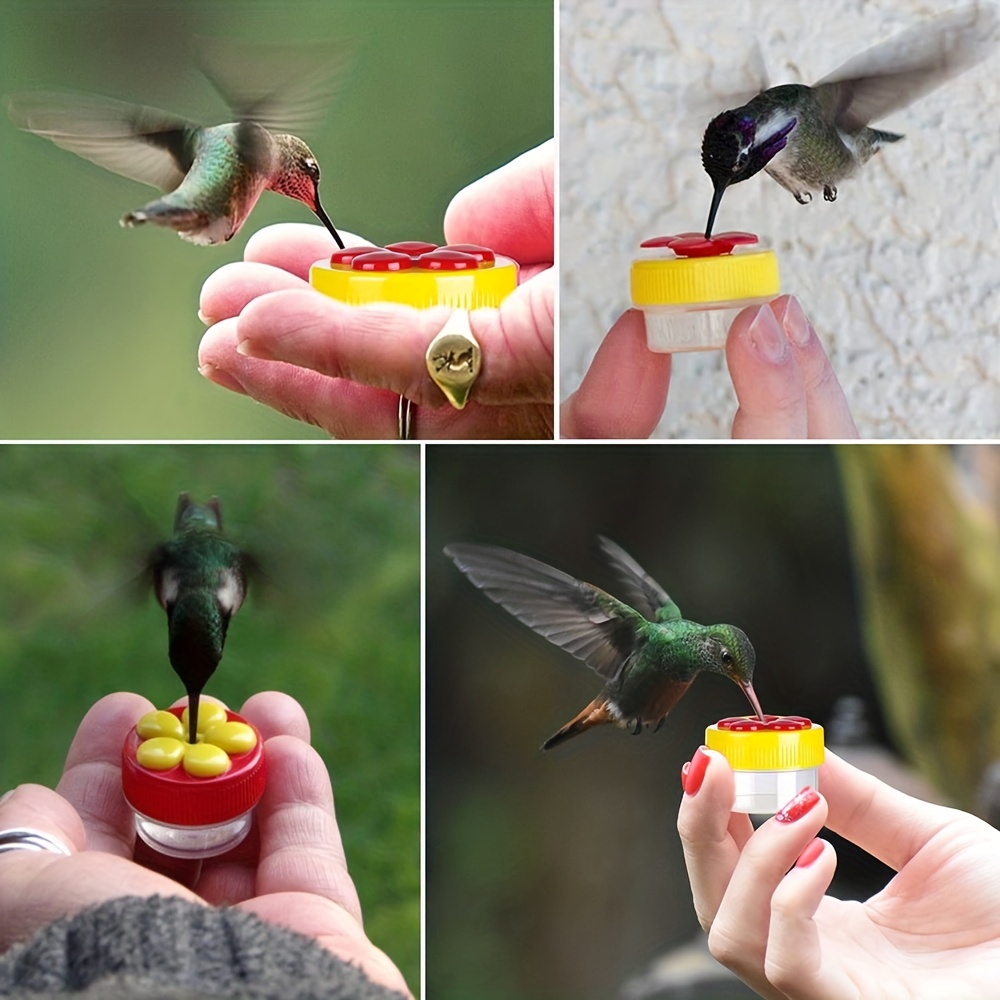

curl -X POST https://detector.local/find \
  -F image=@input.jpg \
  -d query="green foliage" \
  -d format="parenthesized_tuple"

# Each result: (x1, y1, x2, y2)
(0, 443, 421, 992)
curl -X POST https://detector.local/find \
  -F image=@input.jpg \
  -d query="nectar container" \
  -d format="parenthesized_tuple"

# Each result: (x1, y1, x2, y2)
(705, 715, 823, 814)
(122, 704, 266, 859)
(631, 232, 780, 352)
(310, 242, 518, 309)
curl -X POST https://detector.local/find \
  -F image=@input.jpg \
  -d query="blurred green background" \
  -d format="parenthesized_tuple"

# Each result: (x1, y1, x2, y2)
(0, 0, 554, 438)
(425, 443, 999, 998)
(0, 443, 421, 993)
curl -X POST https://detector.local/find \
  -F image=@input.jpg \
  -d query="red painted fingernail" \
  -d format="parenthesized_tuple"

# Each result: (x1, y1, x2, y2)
(680, 761, 691, 793)
(796, 838, 825, 868)
(775, 786, 820, 823)
(684, 747, 710, 796)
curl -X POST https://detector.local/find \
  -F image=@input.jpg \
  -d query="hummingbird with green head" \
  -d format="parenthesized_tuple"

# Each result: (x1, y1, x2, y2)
(700, 4, 998, 236)
(446, 537, 765, 750)
(149, 493, 249, 745)
(6, 40, 348, 247)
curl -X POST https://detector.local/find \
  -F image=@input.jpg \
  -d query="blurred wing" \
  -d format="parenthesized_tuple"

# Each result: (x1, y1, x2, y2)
(195, 36, 353, 133)
(597, 536, 682, 623)
(445, 543, 648, 681)
(815, 4, 999, 131)
(7, 91, 194, 191)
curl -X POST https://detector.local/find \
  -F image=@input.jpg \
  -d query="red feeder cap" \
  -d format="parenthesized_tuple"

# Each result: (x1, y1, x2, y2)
(121, 708, 266, 826)
(717, 714, 812, 732)
(639, 231, 759, 258)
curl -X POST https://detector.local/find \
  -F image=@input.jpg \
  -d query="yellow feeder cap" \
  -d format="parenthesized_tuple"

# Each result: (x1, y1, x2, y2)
(706, 721, 825, 771)
(632, 249, 780, 306)
(310, 244, 518, 309)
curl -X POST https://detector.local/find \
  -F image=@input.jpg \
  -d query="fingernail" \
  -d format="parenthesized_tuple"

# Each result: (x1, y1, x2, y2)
(235, 338, 276, 361)
(198, 364, 248, 396)
(775, 786, 820, 823)
(776, 296, 813, 347)
(795, 838, 825, 868)
(746, 305, 789, 363)
(683, 747, 710, 796)
(680, 761, 690, 792)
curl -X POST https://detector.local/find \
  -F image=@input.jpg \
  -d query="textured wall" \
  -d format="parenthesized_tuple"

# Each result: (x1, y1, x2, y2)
(560, 0, 999, 438)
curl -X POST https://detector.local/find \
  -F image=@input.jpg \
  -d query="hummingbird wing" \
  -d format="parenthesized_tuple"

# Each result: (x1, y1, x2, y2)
(7, 91, 197, 192)
(445, 543, 650, 682)
(194, 37, 353, 134)
(814, 4, 999, 132)
(596, 537, 683, 624)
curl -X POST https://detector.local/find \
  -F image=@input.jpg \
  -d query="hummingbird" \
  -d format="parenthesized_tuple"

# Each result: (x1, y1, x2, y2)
(6, 40, 348, 247)
(700, 4, 998, 236)
(149, 493, 249, 745)
(445, 537, 765, 750)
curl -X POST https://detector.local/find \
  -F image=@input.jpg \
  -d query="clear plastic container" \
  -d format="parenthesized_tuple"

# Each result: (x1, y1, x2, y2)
(705, 715, 824, 814)
(631, 232, 780, 353)
(122, 705, 266, 859)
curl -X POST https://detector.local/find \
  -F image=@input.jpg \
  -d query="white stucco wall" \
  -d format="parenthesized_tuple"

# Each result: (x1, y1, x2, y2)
(559, 0, 999, 439)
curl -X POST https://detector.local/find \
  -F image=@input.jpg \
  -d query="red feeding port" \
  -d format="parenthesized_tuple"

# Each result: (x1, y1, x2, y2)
(442, 244, 496, 265)
(351, 250, 412, 272)
(717, 715, 812, 732)
(640, 231, 758, 258)
(385, 241, 439, 256)
(330, 245, 383, 266)
(416, 249, 480, 271)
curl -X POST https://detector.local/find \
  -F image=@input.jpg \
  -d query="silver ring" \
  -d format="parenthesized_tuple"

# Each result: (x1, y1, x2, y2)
(398, 395, 415, 440)
(0, 827, 72, 856)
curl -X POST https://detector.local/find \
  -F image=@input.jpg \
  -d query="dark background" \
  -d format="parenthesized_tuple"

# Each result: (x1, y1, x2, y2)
(0, 443, 421, 993)
(425, 444, 887, 998)
(0, 0, 553, 438)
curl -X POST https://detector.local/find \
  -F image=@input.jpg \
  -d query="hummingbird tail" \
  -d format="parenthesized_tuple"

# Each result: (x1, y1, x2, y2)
(541, 697, 615, 751)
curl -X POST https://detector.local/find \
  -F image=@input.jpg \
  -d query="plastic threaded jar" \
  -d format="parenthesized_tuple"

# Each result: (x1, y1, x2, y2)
(121, 705, 266, 859)
(705, 715, 824, 814)
(631, 232, 780, 352)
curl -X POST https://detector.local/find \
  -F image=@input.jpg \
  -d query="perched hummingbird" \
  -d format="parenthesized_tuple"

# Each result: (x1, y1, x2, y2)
(700, 4, 998, 236)
(7, 41, 348, 247)
(445, 537, 765, 750)
(149, 494, 249, 744)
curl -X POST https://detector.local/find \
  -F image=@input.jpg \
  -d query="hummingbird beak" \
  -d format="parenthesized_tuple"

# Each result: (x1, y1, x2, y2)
(704, 177, 728, 239)
(313, 192, 345, 250)
(739, 680, 766, 722)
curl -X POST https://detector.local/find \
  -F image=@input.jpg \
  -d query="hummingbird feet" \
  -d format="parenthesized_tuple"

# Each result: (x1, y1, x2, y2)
(793, 190, 812, 205)
(823, 185, 838, 202)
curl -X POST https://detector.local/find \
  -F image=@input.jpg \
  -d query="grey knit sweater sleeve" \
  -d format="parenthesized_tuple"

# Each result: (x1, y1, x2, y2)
(0, 895, 407, 999)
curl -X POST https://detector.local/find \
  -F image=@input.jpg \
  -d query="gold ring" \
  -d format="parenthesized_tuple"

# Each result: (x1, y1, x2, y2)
(425, 310, 481, 410)
(398, 395, 414, 440)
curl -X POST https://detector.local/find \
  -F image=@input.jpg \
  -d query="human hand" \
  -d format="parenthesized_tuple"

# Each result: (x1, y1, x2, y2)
(198, 140, 554, 439)
(0, 692, 410, 998)
(561, 295, 858, 439)
(676, 747, 1000, 999)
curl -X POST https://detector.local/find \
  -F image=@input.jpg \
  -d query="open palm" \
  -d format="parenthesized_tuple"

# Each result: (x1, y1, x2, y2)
(0, 691, 409, 997)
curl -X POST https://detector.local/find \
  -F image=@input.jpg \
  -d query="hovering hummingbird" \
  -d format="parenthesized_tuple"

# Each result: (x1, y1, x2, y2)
(445, 537, 765, 750)
(149, 493, 249, 745)
(6, 41, 348, 247)
(700, 4, 998, 236)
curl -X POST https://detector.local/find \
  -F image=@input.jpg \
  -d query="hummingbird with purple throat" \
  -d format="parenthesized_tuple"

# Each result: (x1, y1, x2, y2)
(6, 41, 348, 247)
(700, 4, 998, 237)
(149, 493, 249, 745)
(446, 537, 765, 750)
